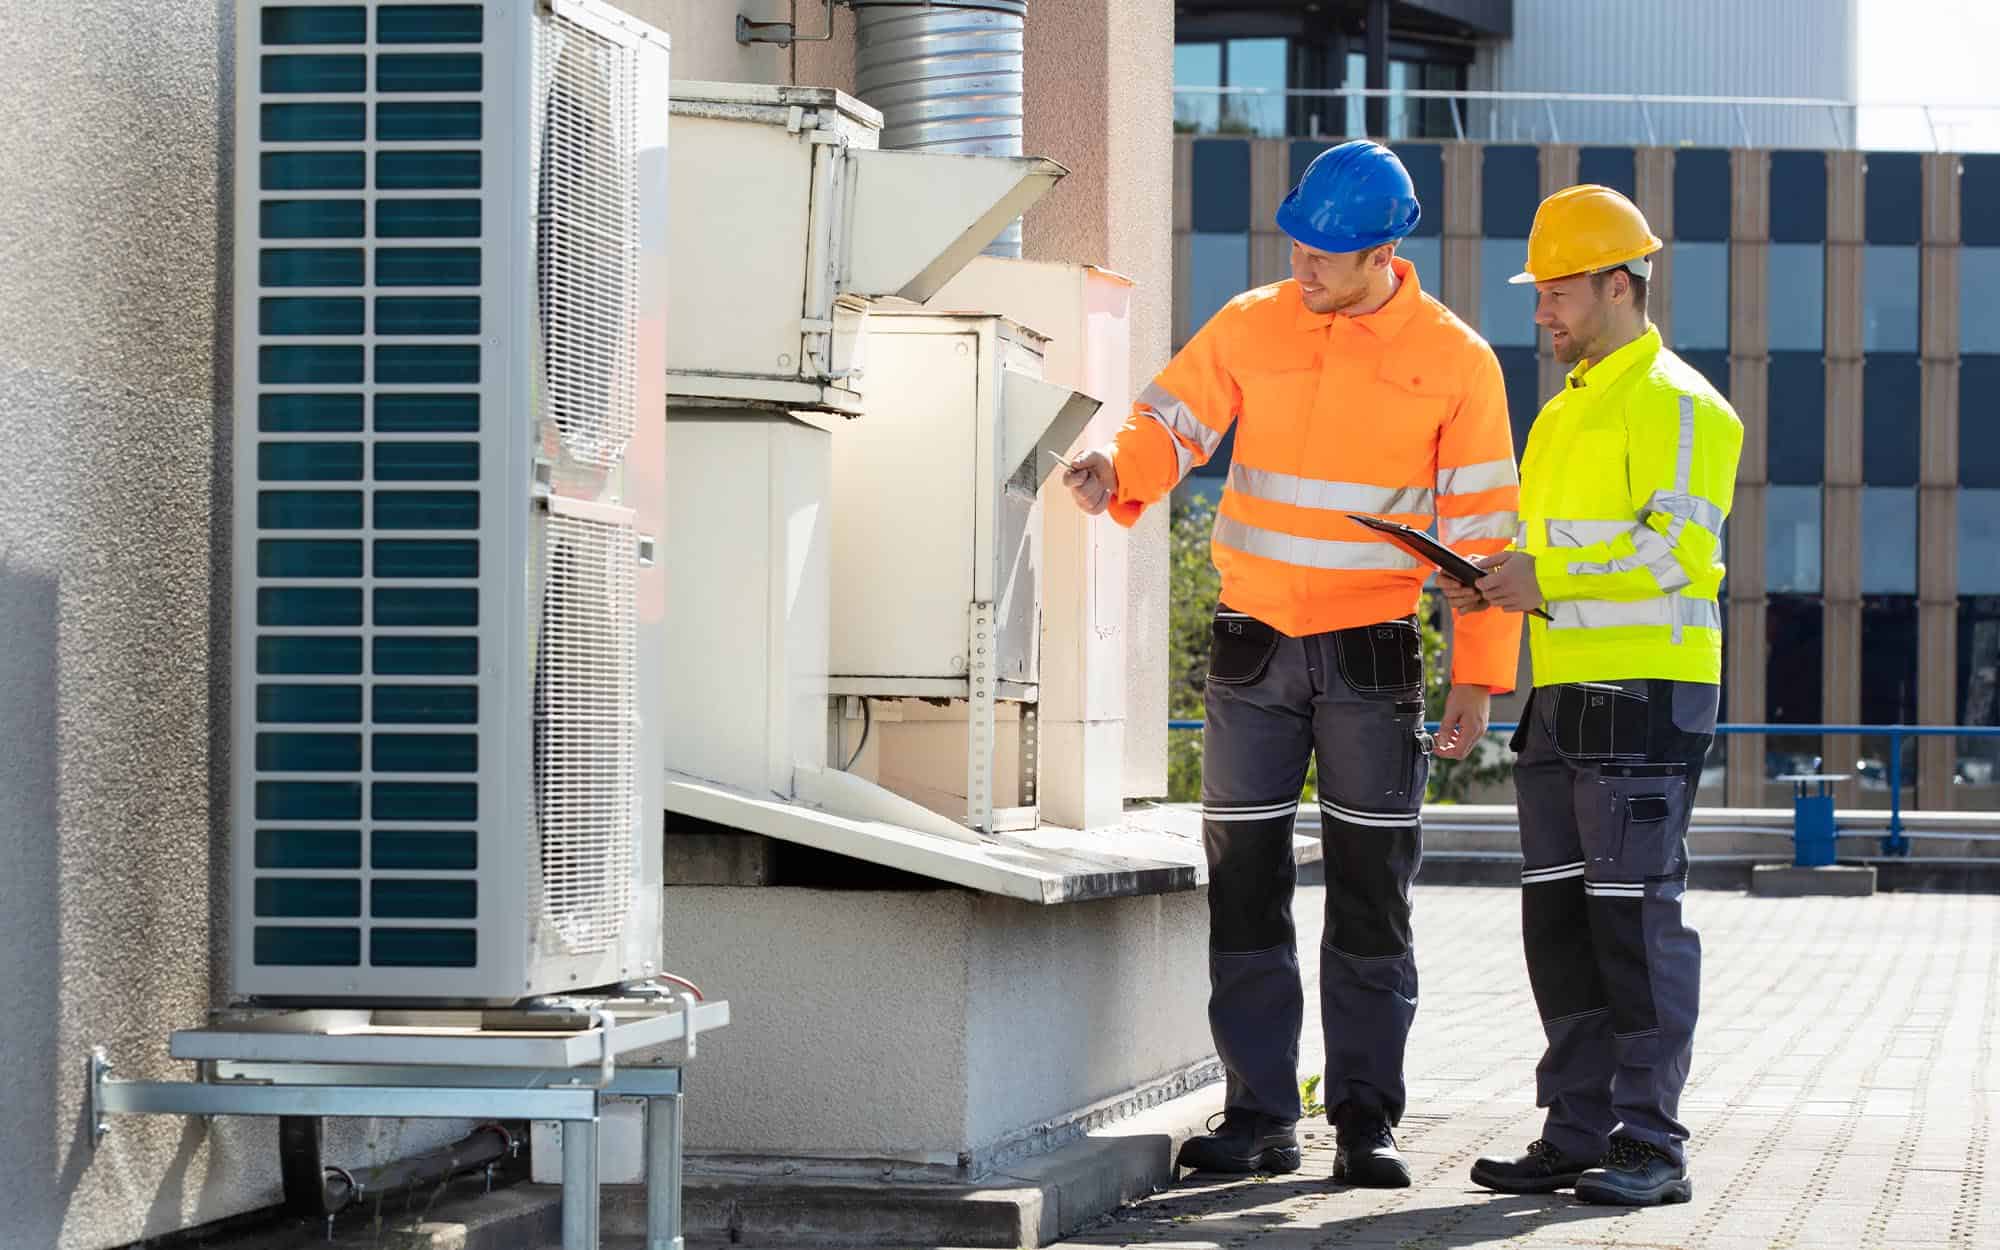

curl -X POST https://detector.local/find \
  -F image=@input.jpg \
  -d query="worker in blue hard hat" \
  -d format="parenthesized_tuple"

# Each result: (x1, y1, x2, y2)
(1063, 139, 1521, 1187)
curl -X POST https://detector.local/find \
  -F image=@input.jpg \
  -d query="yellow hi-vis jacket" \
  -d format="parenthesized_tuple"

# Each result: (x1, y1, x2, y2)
(1517, 326, 1744, 687)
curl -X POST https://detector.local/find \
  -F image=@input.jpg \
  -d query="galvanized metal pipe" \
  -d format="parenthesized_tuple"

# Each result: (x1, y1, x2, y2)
(562, 1116, 600, 1250)
(647, 1094, 685, 1250)
(851, 0, 1027, 257)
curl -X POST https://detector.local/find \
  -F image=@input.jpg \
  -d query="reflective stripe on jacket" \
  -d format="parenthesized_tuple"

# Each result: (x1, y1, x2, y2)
(1517, 325, 1744, 686)
(1105, 257, 1523, 692)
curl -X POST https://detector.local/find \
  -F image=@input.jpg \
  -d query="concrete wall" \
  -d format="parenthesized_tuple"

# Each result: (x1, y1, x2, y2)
(963, 890, 1210, 1153)
(660, 885, 1212, 1170)
(1019, 0, 1175, 800)
(616, 0, 791, 84)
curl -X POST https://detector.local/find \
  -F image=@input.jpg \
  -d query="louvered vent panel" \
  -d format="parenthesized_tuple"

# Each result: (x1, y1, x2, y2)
(533, 510, 638, 955)
(533, 11, 641, 470)
(247, 1, 489, 977)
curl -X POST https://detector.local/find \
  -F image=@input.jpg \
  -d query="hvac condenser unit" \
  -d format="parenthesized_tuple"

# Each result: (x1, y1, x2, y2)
(231, 0, 669, 1003)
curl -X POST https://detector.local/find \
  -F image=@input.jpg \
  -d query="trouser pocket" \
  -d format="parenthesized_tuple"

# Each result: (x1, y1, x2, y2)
(1553, 682, 1650, 761)
(1209, 608, 1281, 686)
(1331, 617, 1422, 698)
(1582, 763, 1691, 881)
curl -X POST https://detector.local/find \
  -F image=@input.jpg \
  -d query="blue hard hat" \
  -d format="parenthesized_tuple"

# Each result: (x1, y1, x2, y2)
(1274, 140, 1421, 254)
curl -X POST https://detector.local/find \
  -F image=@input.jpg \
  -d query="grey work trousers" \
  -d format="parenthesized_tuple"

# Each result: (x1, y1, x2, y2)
(1200, 607, 1432, 1126)
(1511, 678, 1715, 1166)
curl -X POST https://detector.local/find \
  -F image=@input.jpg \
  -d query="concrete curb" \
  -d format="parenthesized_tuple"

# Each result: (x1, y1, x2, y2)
(403, 1083, 1227, 1249)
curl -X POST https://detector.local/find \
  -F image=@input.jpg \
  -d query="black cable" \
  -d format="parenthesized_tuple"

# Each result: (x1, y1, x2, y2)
(843, 698, 873, 771)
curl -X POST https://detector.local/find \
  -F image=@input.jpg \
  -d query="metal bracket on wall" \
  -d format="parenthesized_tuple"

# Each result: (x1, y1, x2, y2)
(737, 2, 836, 46)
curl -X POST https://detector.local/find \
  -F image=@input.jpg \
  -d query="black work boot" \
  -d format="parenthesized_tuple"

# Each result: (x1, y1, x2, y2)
(1470, 1138, 1599, 1193)
(1175, 1111, 1301, 1175)
(1574, 1134, 1692, 1206)
(1332, 1107, 1411, 1188)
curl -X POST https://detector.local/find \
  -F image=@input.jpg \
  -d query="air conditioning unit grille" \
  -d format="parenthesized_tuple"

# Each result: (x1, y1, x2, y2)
(533, 12, 641, 471)
(534, 511, 639, 955)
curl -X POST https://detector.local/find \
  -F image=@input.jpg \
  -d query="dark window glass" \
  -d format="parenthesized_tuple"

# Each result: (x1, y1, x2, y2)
(1767, 352, 1826, 484)
(1863, 356, 1921, 487)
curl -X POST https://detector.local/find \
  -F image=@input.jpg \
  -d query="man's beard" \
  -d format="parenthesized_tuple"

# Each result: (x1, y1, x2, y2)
(1549, 314, 1600, 363)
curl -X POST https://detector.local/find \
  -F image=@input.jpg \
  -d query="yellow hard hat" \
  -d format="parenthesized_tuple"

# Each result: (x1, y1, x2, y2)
(1508, 184, 1663, 285)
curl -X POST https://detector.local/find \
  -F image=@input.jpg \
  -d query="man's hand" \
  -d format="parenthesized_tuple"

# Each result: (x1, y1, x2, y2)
(1439, 577, 1488, 616)
(1062, 448, 1119, 515)
(1434, 684, 1491, 761)
(1476, 549, 1544, 613)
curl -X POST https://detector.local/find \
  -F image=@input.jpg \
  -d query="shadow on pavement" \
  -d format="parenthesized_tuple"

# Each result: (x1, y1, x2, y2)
(1066, 1175, 1642, 1247)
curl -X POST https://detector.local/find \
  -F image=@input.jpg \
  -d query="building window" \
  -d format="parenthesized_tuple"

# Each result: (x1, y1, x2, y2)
(1480, 243, 1537, 349)
(1766, 593, 1825, 781)
(1767, 485, 1823, 594)
(1174, 43, 1221, 135)
(1497, 347, 1540, 457)
(1173, 38, 1288, 137)
(1225, 38, 1287, 137)
(1960, 359, 2000, 802)
(1399, 236, 1441, 289)
(1767, 244, 1825, 351)
(1861, 593, 1920, 796)
(1672, 241, 1729, 352)
(1863, 246, 1920, 353)
(1961, 249, 2000, 354)
(1343, 51, 1466, 140)
(1187, 234, 1249, 339)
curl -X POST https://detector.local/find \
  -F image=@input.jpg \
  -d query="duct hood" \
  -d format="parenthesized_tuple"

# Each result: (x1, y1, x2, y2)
(1001, 373, 1101, 489)
(664, 81, 1067, 414)
(842, 151, 1066, 303)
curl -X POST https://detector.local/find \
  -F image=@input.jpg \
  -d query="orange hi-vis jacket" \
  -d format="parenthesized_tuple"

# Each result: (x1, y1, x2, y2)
(1106, 257, 1524, 691)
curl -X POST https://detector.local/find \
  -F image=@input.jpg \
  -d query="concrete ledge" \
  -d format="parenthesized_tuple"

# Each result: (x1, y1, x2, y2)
(1752, 863, 1879, 897)
(453, 1083, 1224, 1249)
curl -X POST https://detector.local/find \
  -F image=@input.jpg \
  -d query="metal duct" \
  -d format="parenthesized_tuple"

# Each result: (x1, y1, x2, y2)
(851, 0, 1028, 257)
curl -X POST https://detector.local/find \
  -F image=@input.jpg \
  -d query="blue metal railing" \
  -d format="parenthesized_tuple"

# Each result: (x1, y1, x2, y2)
(1165, 720, 2000, 857)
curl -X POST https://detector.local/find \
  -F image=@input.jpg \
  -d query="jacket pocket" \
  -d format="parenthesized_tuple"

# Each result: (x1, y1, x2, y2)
(1333, 618, 1423, 698)
(1552, 682, 1650, 760)
(1208, 610, 1280, 686)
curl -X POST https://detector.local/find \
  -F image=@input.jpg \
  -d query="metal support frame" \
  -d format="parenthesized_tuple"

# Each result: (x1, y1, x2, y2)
(1018, 703, 1039, 809)
(964, 601, 1041, 835)
(967, 601, 998, 833)
(90, 998, 720, 1250)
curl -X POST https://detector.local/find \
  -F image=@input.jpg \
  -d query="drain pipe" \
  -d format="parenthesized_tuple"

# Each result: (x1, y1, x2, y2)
(850, 0, 1029, 258)
(319, 1122, 518, 1218)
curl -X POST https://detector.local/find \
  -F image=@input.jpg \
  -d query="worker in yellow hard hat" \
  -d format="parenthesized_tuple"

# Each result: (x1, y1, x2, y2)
(1441, 184, 1743, 1207)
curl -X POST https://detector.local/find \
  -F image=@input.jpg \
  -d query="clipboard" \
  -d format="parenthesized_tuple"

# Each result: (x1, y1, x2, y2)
(1347, 513, 1555, 621)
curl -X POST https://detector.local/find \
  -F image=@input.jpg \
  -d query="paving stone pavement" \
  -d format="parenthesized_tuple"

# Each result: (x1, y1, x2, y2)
(1056, 885, 2000, 1250)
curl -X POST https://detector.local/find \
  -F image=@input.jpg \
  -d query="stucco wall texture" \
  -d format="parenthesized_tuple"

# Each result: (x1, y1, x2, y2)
(660, 886, 1212, 1166)
(0, 3, 488, 1247)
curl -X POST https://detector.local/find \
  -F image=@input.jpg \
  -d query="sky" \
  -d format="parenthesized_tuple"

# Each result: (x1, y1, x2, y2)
(1857, 0, 2000, 151)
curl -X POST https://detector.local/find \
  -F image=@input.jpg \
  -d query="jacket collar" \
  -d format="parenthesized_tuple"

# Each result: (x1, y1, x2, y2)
(1566, 324, 1661, 391)
(1292, 255, 1424, 338)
